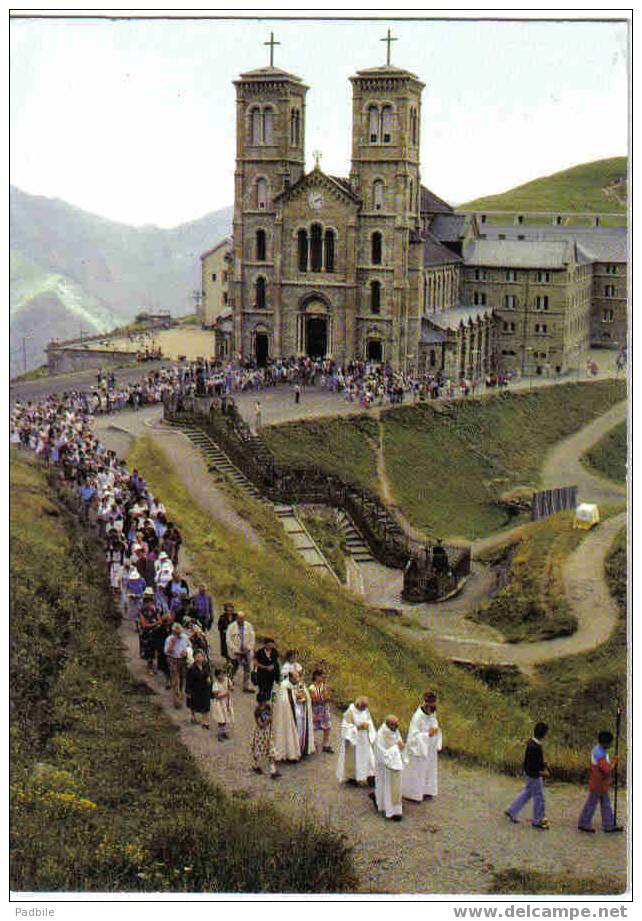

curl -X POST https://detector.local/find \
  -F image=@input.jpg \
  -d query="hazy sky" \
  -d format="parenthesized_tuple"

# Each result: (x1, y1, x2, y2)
(10, 15, 628, 228)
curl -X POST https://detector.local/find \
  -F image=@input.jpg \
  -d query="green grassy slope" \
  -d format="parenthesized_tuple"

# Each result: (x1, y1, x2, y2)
(10, 456, 354, 893)
(582, 420, 627, 484)
(265, 382, 626, 540)
(263, 414, 380, 492)
(460, 157, 627, 213)
(382, 382, 626, 538)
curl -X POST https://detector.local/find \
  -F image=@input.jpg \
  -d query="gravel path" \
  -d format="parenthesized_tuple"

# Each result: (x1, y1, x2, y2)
(119, 585, 626, 894)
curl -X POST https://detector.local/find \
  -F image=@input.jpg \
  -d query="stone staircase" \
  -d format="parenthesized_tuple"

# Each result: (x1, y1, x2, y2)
(176, 424, 263, 501)
(163, 420, 339, 583)
(336, 510, 374, 564)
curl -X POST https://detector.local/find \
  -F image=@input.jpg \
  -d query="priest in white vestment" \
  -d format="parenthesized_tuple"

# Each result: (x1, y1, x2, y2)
(336, 696, 376, 785)
(272, 668, 315, 762)
(371, 715, 405, 821)
(402, 691, 443, 802)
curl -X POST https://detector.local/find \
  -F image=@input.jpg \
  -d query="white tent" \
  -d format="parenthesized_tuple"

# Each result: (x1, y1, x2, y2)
(574, 503, 600, 530)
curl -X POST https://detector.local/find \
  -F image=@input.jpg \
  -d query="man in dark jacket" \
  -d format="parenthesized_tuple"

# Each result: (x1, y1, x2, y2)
(217, 602, 235, 660)
(504, 722, 550, 829)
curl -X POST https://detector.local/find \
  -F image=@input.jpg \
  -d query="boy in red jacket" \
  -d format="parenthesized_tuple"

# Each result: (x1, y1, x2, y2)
(578, 730, 624, 834)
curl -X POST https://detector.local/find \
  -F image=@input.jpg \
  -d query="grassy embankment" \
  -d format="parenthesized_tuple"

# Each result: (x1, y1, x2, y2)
(300, 509, 348, 583)
(473, 524, 627, 763)
(582, 420, 627, 484)
(265, 381, 627, 540)
(460, 156, 627, 216)
(129, 434, 604, 781)
(10, 455, 355, 893)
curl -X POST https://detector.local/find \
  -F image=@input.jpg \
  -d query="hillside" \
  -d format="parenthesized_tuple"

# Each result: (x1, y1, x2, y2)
(459, 157, 627, 214)
(10, 186, 232, 373)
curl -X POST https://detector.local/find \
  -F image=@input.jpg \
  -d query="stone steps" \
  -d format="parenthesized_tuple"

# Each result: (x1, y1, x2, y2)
(171, 422, 340, 583)
(336, 511, 374, 563)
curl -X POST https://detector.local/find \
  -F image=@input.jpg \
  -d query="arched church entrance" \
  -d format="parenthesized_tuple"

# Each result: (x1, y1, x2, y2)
(307, 316, 328, 358)
(255, 333, 269, 367)
(367, 338, 383, 362)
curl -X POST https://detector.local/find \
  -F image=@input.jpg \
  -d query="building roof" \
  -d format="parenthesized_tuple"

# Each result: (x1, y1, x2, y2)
(200, 237, 232, 260)
(274, 168, 361, 205)
(472, 224, 628, 263)
(423, 231, 462, 267)
(420, 185, 454, 215)
(425, 305, 493, 331)
(429, 213, 468, 242)
(236, 66, 305, 84)
(419, 321, 447, 344)
(463, 239, 573, 269)
(351, 65, 424, 86)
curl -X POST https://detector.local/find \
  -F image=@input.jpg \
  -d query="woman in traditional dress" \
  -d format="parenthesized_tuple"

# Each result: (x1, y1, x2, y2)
(251, 699, 281, 779)
(309, 668, 333, 753)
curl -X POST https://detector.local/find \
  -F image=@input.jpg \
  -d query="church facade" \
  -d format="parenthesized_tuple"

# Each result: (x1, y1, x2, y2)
(209, 49, 627, 378)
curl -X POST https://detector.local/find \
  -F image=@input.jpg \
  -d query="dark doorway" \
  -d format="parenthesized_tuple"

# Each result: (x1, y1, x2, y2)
(306, 316, 327, 358)
(367, 338, 383, 362)
(255, 333, 269, 366)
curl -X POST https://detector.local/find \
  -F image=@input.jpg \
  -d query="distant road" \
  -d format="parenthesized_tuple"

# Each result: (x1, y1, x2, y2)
(9, 361, 171, 405)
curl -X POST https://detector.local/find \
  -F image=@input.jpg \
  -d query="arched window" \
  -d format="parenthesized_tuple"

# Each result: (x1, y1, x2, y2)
(368, 105, 379, 143)
(250, 107, 262, 145)
(310, 223, 323, 272)
(297, 229, 308, 272)
(373, 179, 384, 211)
(408, 179, 414, 212)
(255, 276, 266, 309)
(256, 178, 268, 209)
(371, 231, 382, 265)
(324, 229, 335, 273)
(371, 281, 381, 314)
(381, 106, 392, 143)
(410, 107, 418, 145)
(290, 109, 300, 146)
(263, 108, 274, 144)
(256, 229, 266, 262)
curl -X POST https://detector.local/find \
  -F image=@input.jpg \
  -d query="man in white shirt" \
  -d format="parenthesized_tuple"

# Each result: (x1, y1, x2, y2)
(164, 623, 192, 708)
(402, 691, 443, 802)
(336, 696, 376, 786)
(371, 715, 405, 821)
(225, 611, 255, 692)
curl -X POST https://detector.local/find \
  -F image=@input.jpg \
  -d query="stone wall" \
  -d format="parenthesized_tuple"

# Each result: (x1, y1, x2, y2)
(46, 347, 137, 375)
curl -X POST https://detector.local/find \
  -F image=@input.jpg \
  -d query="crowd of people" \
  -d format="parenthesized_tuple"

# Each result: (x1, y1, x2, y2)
(10, 361, 625, 835)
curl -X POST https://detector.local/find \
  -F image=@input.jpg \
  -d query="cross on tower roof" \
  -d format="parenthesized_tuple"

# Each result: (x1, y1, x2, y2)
(381, 27, 398, 66)
(264, 31, 280, 68)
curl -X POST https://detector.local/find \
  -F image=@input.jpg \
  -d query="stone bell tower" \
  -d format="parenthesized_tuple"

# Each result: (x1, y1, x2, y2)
(232, 34, 309, 359)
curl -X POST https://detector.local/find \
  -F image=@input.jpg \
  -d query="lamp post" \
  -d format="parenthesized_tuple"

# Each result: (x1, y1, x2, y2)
(21, 334, 32, 374)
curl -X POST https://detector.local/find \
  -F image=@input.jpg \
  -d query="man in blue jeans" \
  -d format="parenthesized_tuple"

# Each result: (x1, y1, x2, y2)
(504, 722, 550, 830)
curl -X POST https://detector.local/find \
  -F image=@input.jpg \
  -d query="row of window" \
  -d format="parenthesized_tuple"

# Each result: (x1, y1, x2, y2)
(473, 292, 550, 310)
(248, 105, 302, 146)
(473, 269, 552, 283)
(210, 271, 229, 283)
(251, 226, 386, 269)
(502, 321, 549, 335)
(250, 277, 383, 313)
(366, 104, 418, 146)
(603, 285, 620, 297)
(251, 174, 416, 213)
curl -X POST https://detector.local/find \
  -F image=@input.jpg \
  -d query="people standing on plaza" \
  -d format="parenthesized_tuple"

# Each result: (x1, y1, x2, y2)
(371, 715, 405, 821)
(254, 400, 262, 431)
(226, 610, 255, 693)
(577, 731, 624, 834)
(336, 696, 376, 786)
(185, 649, 212, 729)
(294, 382, 301, 405)
(211, 667, 234, 741)
(402, 691, 442, 802)
(309, 668, 333, 753)
(504, 722, 550, 829)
